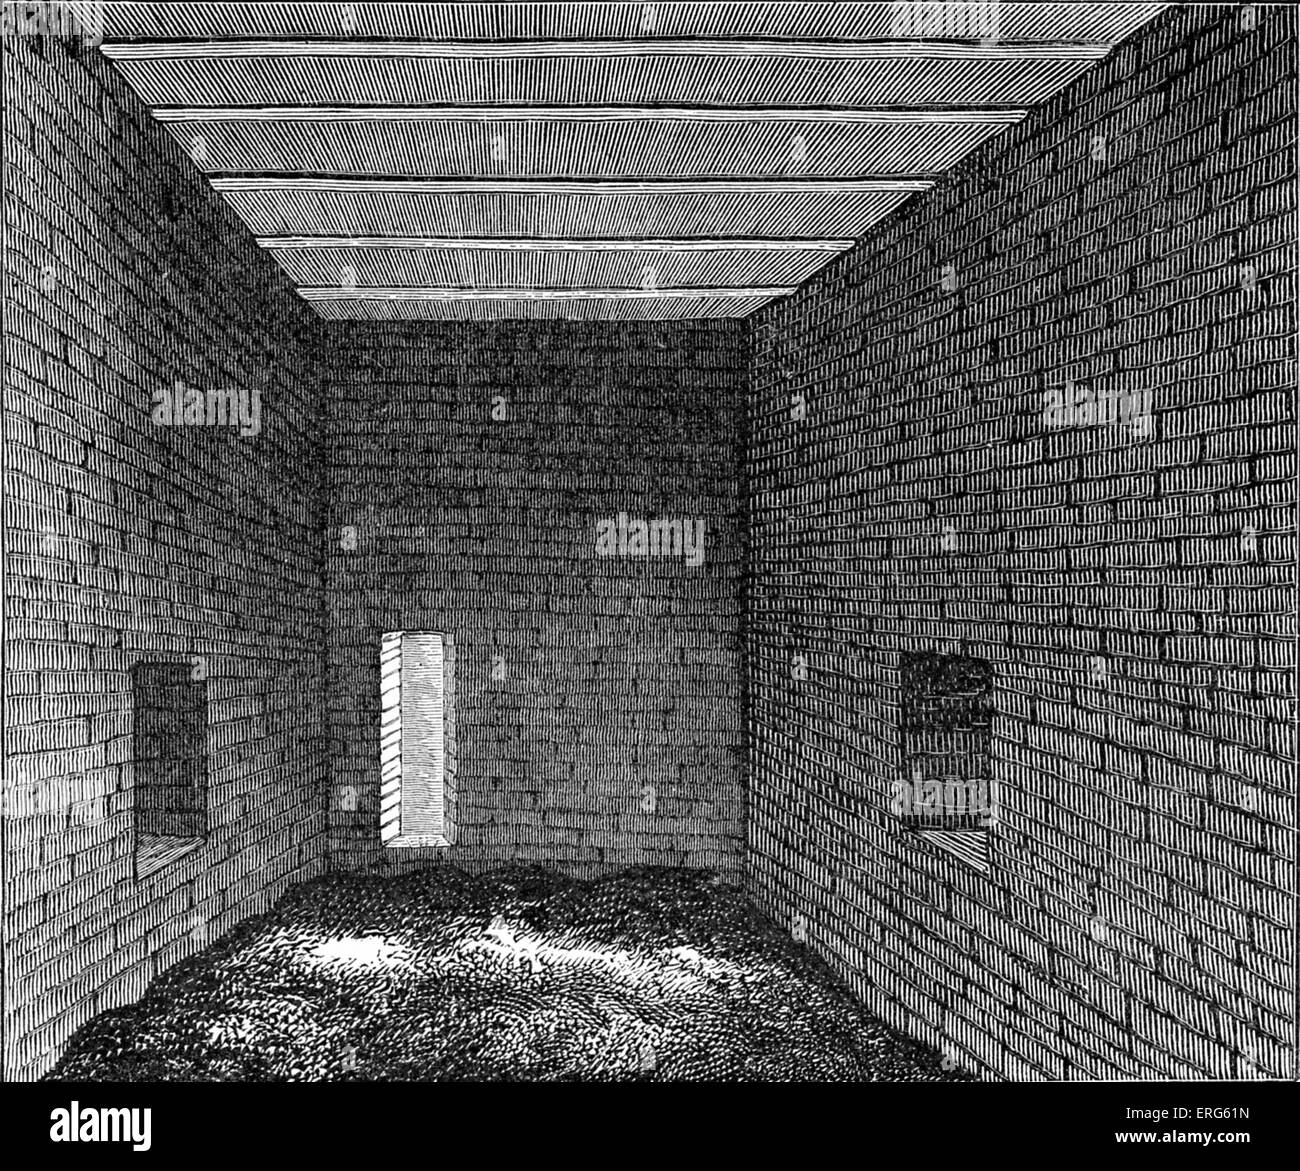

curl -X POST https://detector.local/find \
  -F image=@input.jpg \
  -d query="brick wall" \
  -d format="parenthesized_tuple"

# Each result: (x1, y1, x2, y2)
(324, 322, 746, 878)
(745, 4, 1295, 1080)
(3, 33, 328, 1079)
(3, 2, 1292, 1087)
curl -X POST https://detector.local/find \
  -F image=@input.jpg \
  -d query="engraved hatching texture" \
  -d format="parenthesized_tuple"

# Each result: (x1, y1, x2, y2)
(746, 4, 1295, 1081)
(4, 2, 1296, 1089)
(323, 320, 748, 879)
(4, 34, 329, 1081)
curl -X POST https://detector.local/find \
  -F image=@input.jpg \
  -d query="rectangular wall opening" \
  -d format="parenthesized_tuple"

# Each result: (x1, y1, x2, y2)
(380, 631, 456, 848)
(132, 661, 208, 878)
(897, 651, 993, 870)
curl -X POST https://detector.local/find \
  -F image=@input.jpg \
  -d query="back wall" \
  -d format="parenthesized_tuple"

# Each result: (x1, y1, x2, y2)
(324, 321, 747, 878)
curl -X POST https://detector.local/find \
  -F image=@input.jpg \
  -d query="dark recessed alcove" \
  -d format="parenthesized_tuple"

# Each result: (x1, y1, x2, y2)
(131, 662, 208, 877)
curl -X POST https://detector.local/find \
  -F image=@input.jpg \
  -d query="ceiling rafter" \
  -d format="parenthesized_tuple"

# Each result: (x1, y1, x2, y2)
(299, 287, 797, 301)
(154, 106, 1030, 124)
(100, 38, 1115, 61)
(95, 3, 1171, 320)
(257, 237, 858, 251)
(97, 3, 1170, 45)
(212, 177, 936, 193)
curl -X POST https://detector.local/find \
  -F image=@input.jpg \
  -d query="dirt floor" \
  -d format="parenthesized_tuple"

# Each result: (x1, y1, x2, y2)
(48, 865, 973, 1082)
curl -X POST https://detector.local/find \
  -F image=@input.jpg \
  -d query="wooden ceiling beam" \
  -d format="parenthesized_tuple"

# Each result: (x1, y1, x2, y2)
(213, 177, 934, 194)
(299, 287, 799, 301)
(257, 237, 857, 251)
(101, 39, 1115, 62)
(154, 105, 1029, 124)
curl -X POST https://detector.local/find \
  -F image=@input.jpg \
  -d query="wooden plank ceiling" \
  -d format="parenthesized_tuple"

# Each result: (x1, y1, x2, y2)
(98, 3, 1168, 321)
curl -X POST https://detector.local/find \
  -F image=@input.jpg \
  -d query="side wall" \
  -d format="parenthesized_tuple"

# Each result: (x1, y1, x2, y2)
(745, 5, 1295, 1079)
(3, 34, 328, 1079)
(324, 321, 747, 879)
